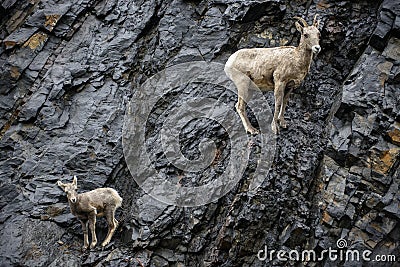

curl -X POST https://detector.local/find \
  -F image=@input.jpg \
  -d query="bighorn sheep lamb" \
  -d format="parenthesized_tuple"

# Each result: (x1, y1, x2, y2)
(225, 15, 321, 134)
(57, 176, 122, 250)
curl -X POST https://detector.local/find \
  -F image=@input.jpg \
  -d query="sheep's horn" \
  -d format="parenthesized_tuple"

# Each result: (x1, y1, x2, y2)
(294, 16, 308, 27)
(313, 14, 319, 25)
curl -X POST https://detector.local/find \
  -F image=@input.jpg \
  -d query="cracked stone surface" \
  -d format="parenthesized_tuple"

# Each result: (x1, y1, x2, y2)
(0, 0, 399, 266)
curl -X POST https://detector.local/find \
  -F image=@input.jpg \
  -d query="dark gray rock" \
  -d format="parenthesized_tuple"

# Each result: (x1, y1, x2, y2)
(370, 11, 394, 51)
(0, 216, 65, 266)
(316, 1, 400, 265)
(3, 27, 37, 49)
(223, 0, 285, 23)
(1, 0, 398, 266)
(137, 195, 168, 223)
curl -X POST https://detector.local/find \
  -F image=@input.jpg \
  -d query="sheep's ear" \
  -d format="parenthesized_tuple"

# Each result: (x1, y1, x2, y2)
(72, 176, 78, 188)
(295, 22, 303, 33)
(57, 181, 66, 190)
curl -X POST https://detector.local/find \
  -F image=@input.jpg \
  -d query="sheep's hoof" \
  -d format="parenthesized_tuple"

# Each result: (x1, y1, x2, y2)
(82, 245, 89, 251)
(101, 241, 110, 248)
(246, 127, 259, 135)
(279, 119, 287, 128)
(90, 242, 97, 249)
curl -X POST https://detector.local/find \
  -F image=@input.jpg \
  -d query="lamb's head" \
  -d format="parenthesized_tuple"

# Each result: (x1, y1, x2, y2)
(294, 15, 321, 55)
(57, 176, 78, 203)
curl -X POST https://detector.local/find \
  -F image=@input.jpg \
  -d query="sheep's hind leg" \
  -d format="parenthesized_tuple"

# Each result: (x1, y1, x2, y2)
(272, 81, 285, 134)
(236, 97, 259, 135)
(101, 209, 118, 247)
(278, 87, 293, 129)
(228, 67, 259, 135)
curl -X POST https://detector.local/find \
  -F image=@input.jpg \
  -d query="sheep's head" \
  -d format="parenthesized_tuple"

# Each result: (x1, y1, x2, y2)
(57, 176, 78, 203)
(295, 15, 321, 55)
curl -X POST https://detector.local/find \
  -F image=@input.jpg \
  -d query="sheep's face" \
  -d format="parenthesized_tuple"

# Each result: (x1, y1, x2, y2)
(58, 176, 78, 203)
(295, 15, 321, 55)
(301, 26, 321, 54)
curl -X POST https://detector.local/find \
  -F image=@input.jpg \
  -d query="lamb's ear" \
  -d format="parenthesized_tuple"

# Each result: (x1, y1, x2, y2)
(72, 175, 78, 188)
(57, 181, 66, 190)
(295, 22, 303, 33)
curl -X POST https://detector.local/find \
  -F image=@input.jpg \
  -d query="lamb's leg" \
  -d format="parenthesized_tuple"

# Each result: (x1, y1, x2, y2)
(88, 211, 97, 249)
(101, 209, 118, 247)
(80, 220, 89, 250)
(272, 81, 285, 134)
(278, 88, 293, 128)
(236, 96, 258, 135)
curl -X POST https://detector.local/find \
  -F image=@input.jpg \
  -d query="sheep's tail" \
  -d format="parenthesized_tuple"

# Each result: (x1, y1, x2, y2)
(109, 188, 123, 209)
(115, 193, 128, 230)
(113, 190, 125, 229)
(116, 193, 123, 209)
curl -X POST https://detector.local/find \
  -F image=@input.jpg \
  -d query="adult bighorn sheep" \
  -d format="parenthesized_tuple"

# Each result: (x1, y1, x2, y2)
(225, 15, 321, 134)
(57, 176, 122, 250)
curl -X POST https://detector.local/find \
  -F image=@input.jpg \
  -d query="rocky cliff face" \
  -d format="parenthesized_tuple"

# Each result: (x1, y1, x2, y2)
(0, 0, 398, 266)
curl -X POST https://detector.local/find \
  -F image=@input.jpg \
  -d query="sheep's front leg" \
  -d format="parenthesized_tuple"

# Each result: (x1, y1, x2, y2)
(88, 211, 97, 249)
(80, 220, 89, 250)
(272, 81, 286, 134)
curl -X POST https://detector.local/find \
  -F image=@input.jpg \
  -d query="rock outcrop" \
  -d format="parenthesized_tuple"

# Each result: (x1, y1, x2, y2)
(0, 0, 398, 266)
